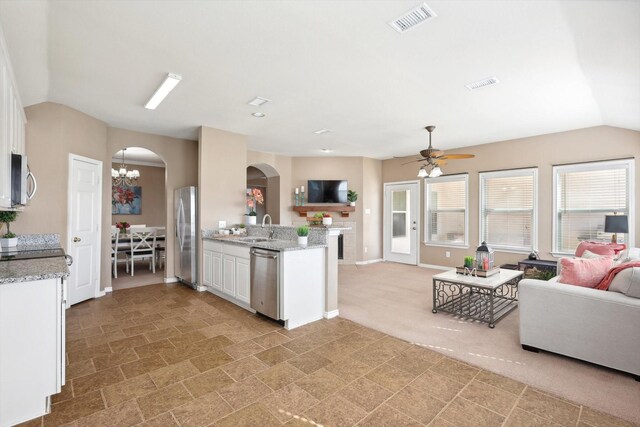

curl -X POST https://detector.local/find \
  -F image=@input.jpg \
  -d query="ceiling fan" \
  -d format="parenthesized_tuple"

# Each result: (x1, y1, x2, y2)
(403, 125, 475, 167)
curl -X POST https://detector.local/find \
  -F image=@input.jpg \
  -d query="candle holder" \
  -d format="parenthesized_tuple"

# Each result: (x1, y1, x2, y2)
(301, 190, 305, 206)
(295, 193, 299, 206)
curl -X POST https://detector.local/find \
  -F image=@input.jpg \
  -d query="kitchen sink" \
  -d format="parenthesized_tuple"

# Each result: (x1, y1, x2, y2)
(233, 237, 271, 243)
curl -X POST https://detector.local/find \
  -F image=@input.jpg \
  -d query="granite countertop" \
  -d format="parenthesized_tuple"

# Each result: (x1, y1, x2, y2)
(0, 256, 70, 284)
(204, 236, 327, 252)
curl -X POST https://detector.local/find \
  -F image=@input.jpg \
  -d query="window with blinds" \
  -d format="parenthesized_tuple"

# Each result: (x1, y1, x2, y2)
(553, 159, 634, 254)
(425, 174, 468, 246)
(479, 168, 537, 252)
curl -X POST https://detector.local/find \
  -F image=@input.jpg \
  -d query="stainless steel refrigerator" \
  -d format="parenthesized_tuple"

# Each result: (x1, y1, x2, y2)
(175, 186, 197, 289)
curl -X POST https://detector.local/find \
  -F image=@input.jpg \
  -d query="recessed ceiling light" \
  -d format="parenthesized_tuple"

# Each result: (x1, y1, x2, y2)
(321, 148, 332, 153)
(252, 112, 265, 118)
(314, 129, 331, 135)
(466, 76, 500, 91)
(248, 97, 270, 106)
(144, 73, 182, 110)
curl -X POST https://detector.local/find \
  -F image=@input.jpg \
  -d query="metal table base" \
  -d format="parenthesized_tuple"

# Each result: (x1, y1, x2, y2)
(432, 275, 521, 328)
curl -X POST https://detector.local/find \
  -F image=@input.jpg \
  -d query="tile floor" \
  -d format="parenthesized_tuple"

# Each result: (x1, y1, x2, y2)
(20, 283, 635, 427)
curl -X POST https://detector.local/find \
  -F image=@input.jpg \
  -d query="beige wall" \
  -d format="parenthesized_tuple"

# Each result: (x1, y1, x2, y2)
(20, 102, 112, 290)
(111, 164, 166, 228)
(363, 157, 383, 260)
(108, 128, 198, 283)
(21, 103, 199, 291)
(382, 126, 640, 267)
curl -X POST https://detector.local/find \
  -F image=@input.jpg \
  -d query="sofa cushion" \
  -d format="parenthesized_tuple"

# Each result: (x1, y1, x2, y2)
(557, 250, 612, 276)
(558, 256, 614, 288)
(608, 265, 640, 298)
(575, 241, 625, 257)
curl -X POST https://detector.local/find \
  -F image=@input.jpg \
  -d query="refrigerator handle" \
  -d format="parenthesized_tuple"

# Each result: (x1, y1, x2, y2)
(176, 198, 185, 250)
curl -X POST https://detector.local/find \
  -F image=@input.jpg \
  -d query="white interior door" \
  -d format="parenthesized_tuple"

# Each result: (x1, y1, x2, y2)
(67, 154, 102, 306)
(384, 181, 419, 265)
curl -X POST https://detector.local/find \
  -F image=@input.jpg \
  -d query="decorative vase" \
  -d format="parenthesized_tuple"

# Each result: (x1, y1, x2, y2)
(298, 236, 308, 247)
(246, 216, 257, 225)
(0, 237, 17, 248)
(322, 217, 332, 226)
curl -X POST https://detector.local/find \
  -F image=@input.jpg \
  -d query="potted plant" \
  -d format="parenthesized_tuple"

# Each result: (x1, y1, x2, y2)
(309, 212, 323, 225)
(0, 210, 18, 249)
(246, 188, 264, 225)
(322, 212, 332, 226)
(297, 225, 309, 248)
(464, 256, 474, 268)
(347, 190, 358, 207)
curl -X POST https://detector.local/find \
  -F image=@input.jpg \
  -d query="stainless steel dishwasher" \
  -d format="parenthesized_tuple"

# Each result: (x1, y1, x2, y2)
(250, 248, 279, 320)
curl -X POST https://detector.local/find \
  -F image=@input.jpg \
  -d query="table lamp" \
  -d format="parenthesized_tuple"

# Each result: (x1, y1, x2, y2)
(604, 214, 628, 244)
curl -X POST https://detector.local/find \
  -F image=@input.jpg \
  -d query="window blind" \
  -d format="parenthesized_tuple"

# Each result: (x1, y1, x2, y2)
(554, 160, 631, 253)
(480, 169, 537, 251)
(425, 175, 467, 245)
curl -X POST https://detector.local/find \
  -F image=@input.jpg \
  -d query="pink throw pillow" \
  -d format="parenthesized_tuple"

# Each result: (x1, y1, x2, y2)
(575, 241, 625, 257)
(558, 257, 614, 288)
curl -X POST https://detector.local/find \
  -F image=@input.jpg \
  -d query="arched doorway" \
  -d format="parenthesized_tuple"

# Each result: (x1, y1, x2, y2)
(111, 147, 167, 290)
(247, 163, 280, 224)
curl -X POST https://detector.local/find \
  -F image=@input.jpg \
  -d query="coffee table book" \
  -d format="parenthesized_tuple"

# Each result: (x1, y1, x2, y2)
(455, 266, 500, 277)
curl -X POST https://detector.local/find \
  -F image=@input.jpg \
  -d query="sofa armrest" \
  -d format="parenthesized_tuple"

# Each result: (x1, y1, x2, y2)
(519, 279, 640, 375)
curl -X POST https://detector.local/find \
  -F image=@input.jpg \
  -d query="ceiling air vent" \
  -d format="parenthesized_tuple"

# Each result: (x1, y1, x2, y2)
(466, 77, 500, 91)
(389, 3, 437, 34)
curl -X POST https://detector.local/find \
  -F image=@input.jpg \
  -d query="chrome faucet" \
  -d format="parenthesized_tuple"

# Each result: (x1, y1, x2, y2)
(261, 214, 274, 240)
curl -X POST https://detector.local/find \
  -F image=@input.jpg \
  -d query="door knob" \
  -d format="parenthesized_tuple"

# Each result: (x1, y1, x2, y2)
(73, 237, 81, 242)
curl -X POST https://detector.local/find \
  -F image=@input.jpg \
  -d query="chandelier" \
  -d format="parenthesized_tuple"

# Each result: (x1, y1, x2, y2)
(111, 148, 140, 186)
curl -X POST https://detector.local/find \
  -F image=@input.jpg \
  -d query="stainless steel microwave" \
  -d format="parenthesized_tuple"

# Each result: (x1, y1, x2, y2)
(11, 154, 37, 206)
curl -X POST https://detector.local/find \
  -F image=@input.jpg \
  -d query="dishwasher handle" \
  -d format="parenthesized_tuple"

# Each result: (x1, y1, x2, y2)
(251, 250, 278, 259)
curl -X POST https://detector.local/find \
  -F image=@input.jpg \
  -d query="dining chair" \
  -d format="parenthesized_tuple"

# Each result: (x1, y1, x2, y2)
(125, 227, 156, 276)
(130, 224, 147, 228)
(153, 226, 166, 269)
(111, 226, 120, 278)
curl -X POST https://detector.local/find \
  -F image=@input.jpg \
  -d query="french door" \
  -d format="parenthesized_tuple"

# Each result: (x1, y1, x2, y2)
(384, 181, 419, 264)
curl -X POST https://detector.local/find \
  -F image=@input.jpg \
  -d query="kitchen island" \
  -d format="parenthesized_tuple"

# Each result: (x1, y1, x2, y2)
(202, 235, 326, 330)
(0, 237, 69, 427)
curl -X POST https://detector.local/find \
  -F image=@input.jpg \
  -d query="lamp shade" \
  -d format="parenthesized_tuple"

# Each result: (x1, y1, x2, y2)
(605, 215, 628, 234)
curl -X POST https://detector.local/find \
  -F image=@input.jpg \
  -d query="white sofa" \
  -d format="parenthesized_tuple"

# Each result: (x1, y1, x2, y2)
(519, 277, 640, 378)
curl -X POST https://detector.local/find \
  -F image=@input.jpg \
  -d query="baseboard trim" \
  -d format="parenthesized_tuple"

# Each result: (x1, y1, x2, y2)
(104, 287, 113, 293)
(196, 285, 207, 292)
(419, 263, 450, 271)
(324, 310, 339, 319)
(355, 259, 383, 265)
(96, 290, 106, 298)
(164, 277, 178, 283)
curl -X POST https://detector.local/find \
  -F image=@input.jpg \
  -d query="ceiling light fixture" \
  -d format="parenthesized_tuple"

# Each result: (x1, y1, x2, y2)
(248, 97, 270, 106)
(417, 166, 428, 178)
(144, 73, 182, 110)
(314, 129, 331, 135)
(111, 148, 140, 186)
(429, 166, 443, 178)
(321, 148, 332, 153)
(252, 112, 266, 117)
(465, 76, 499, 91)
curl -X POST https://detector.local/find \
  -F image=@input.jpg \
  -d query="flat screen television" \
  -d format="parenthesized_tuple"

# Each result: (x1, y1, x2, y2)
(307, 180, 348, 203)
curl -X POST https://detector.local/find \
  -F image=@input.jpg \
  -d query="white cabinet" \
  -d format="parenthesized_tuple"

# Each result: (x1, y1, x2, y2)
(0, 30, 26, 209)
(235, 256, 250, 304)
(0, 278, 66, 427)
(203, 240, 250, 305)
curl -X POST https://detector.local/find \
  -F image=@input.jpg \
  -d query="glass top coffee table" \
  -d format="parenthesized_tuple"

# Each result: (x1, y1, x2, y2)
(432, 269, 523, 328)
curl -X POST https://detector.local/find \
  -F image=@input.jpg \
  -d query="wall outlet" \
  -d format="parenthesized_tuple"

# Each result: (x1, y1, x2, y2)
(218, 220, 226, 229)
(445, 251, 451, 258)
(365, 208, 371, 214)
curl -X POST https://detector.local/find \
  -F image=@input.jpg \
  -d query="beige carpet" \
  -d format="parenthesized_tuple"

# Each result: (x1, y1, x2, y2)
(338, 262, 640, 425)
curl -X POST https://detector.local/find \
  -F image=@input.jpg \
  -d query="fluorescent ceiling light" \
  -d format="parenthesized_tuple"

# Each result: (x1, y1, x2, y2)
(144, 73, 182, 110)
(314, 129, 331, 135)
(248, 97, 270, 106)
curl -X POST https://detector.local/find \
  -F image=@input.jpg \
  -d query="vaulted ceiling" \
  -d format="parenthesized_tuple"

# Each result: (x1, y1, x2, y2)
(0, 0, 638, 159)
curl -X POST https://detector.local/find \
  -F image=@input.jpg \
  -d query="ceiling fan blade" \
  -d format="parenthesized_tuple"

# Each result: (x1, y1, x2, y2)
(438, 154, 475, 160)
(401, 158, 428, 165)
(419, 149, 444, 158)
(435, 159, 448, 166)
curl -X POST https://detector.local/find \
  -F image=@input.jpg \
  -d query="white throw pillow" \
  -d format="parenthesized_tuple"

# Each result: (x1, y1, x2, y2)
(608, 266, 640, 299)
